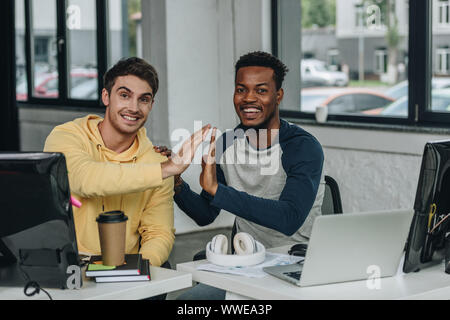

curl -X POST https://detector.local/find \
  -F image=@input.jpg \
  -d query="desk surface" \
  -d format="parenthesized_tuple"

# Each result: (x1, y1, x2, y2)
(0, 266, 192, 300)
(176, 246, 450, 300)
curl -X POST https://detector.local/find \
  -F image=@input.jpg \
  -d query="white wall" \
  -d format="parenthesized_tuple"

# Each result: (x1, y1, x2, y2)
(299, 124, 449, 213)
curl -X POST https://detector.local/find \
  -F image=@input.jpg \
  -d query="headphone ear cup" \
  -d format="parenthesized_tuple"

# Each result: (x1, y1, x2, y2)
(233, 232, 256, 255)
(211, 234, 228, 254)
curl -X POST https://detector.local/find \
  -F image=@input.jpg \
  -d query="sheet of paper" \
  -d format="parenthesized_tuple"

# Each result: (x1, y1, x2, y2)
(196, 252, 304, 278)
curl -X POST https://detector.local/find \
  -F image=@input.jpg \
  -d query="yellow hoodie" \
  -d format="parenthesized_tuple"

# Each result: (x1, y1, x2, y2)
(44, 115, 175, 266)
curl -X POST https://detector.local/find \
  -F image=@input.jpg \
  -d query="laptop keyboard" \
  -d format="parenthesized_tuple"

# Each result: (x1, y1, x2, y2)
(283, 271, 302, 280)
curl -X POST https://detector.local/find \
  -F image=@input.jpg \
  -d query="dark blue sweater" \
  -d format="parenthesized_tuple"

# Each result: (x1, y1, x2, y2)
(174, 120, 324, 245)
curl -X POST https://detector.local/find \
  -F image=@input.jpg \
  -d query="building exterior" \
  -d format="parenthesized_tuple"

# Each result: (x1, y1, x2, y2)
(303, 0, 450, 82)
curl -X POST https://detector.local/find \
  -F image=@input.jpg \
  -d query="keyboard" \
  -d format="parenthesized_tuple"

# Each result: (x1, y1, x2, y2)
(283, 271, 302, 280)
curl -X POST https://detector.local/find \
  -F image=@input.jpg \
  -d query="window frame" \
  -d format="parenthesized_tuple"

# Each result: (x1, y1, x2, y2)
(276, 0, 450, 128)
(17, 0, 108, 109)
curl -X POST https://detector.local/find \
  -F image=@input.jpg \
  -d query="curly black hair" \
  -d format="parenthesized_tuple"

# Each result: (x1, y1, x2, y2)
(235, 51, 289, 90)
(103, 57, 159, 97)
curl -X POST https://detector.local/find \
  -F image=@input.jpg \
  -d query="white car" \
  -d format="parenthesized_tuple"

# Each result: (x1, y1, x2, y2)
(385, 78, 450, 100)
(301, 59, 349, 88)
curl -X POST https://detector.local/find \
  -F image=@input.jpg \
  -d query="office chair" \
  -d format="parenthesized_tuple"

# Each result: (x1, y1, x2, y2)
(192, 175, 343, 261)
(321, 175, 343, 215)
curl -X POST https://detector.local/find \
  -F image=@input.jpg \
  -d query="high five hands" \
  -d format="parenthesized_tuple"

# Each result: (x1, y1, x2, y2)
(155, 126, 218, 196)
(160, 124, 211, 179)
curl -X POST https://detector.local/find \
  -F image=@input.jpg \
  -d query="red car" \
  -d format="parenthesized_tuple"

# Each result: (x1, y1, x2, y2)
(16, 70, 97, 100)
(301, 87, 394, 114)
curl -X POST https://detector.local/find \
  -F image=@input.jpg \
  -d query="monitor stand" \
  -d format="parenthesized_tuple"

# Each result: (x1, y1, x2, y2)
(0, 238, 16, 267)
(445, 233, 450, 274)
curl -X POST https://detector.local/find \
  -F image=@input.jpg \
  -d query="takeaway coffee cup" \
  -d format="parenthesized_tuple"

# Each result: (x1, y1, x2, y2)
(96, 210, 128, 266)
(315, 105, 328, 123)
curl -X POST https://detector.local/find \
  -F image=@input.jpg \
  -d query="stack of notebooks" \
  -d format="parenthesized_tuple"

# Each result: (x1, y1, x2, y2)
(85, 253, 151, 283)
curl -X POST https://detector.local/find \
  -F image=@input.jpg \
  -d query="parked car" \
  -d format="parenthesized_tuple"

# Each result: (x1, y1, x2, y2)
(16, 73, 51, 101)
(364, 88, 450, 116)
(301, 59, 349, 88)
(385, 77, 450, 100)
(301, 87, 394, 114)
(16, 69, 97, 100)
(70, 77, 98, 100)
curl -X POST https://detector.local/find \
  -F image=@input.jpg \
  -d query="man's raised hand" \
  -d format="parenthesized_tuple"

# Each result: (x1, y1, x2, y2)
(160, 124, 211, 179)
(200, 127, 218, 196)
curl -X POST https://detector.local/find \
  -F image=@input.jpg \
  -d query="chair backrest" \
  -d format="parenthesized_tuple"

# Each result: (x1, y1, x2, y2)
(321, 175, 343, 215)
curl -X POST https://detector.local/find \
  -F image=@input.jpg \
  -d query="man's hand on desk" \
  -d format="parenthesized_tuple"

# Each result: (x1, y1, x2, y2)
(159, 124, 211, 179)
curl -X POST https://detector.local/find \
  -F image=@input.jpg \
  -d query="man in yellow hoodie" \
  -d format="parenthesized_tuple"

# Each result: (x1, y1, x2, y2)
(44, 57, 210, 267)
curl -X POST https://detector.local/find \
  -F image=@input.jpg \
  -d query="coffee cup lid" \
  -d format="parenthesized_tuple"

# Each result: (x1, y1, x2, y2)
(96, 210, 128, 223)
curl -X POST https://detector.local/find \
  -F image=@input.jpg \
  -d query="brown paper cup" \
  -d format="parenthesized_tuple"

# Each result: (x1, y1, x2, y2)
(96, 211, 128, 266)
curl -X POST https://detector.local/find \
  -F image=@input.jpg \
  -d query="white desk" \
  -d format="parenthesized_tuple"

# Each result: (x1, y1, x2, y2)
(176, 246, 450, 300)
(0, 266, 192, 300)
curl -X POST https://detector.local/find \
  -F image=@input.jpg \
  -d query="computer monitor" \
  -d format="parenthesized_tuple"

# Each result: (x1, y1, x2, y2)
(0, 152, 80, 288)
(403, 140, 450, 273)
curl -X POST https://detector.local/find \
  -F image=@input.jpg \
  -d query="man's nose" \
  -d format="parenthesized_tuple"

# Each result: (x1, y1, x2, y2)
(243, 90, 257, 102)
(128, 98, 140, 112)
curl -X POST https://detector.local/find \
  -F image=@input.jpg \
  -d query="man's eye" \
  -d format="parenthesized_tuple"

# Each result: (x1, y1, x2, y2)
(120, 93, 129, 98)
(236, 88, 245, 93)
(257, 88, 267, 94)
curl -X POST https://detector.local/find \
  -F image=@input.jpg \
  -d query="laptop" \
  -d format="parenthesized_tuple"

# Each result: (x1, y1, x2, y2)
(263, 209, 414, 287)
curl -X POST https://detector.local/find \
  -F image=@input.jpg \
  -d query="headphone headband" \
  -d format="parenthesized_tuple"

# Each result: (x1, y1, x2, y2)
(206, 238, 266, 267)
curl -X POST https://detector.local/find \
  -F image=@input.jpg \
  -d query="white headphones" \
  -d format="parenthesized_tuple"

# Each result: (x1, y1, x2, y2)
(206, 232, 265, 267)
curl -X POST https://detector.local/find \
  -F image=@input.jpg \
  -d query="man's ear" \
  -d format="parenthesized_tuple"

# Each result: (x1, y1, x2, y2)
(276, 88, 284, 106)
(148, 98, 154, 113)
(101, 88, 110, 107)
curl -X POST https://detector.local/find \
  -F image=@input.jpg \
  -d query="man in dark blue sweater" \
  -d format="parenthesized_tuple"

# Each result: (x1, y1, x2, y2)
(158, 51, 324, 299)
(173, 51, 325, 250)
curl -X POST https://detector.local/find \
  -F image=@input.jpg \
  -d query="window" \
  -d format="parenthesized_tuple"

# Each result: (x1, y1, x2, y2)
(432, 2, 450, 114)
(34, 37, 49, 63)
(436, 47, 450, 75)
(327, 49, 340, 69)
(15, 0, 27, 102)
(438, 0, 450, 25)
(277, 0, 450, 126)
(15, 0, 141, 107)
(31, 0, 59, 99)
(291, 0, 408, 118)
(355, 4, 365, 29)
(66, 0, 98, 100)
(374, 48, 388, 74)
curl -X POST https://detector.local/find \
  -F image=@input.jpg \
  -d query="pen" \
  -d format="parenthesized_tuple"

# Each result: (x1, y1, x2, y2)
(428, 203, 436, 231)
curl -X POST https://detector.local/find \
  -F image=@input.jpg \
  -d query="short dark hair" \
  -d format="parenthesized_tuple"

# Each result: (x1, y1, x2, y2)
(235, 51, 289, 90)
(103, 57, 159, 97)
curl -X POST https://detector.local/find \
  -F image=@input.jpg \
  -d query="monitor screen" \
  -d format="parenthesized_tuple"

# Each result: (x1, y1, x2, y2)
(0, 152, 80, 288)
(403, 140, 450, 273)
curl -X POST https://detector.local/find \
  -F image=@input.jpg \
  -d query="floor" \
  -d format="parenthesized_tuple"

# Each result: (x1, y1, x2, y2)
(165, 227, 232, 300)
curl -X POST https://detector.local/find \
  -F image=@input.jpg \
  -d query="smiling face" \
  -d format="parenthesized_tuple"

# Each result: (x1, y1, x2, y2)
(101, 74, 154, 138)
(234, 66, 283, 130)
